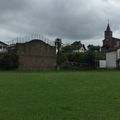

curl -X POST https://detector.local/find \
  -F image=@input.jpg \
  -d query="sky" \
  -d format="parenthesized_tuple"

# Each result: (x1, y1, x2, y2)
(1, 0, 120, 46)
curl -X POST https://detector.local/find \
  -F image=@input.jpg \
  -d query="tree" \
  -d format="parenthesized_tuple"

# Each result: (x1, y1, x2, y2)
(87, 44, 101, 52)
(61, 45, 73, 53)
(0, 53, 18, 70)
(85, 52, 95, 68)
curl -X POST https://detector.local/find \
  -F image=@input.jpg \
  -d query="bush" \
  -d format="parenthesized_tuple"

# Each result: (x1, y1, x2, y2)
(0, 53, 18, 70)
(59, 52, 96, 70)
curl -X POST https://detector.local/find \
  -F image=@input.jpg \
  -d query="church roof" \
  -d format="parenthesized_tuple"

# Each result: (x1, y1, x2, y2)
(106, 24, 111, 31)
(112, 37, 120, 41)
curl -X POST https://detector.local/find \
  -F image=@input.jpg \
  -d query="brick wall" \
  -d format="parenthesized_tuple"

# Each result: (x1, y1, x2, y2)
(16, 39, 56, 70)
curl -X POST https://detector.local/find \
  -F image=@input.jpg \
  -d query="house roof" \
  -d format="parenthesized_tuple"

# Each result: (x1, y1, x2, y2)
(0, 41, 8, 46)
(71, 41, 86, 50)
(71, 41, 82, 46)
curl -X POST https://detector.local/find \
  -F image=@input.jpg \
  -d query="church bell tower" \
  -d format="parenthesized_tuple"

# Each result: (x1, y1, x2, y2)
(104, 24, 112, 40)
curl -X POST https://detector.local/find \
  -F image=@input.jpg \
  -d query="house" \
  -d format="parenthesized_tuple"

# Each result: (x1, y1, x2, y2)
(102, 24, 120, 51)
(106, 48, 120, 68)
(8, 39, 57, 70)
(0, 41, 8, 53)
(71, 41, 86, 53)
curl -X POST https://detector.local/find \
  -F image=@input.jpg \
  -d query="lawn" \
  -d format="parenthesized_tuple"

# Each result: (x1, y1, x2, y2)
(0, 71, 120, 120)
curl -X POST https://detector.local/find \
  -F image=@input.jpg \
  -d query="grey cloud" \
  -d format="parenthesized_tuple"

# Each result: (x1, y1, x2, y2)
(0, 0, 120, 44)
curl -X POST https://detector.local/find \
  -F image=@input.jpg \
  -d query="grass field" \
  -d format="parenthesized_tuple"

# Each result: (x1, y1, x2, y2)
(0, 71, 120, 120)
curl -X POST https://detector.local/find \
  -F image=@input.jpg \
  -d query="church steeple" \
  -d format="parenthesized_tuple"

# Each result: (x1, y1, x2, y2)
(105, 23, 112, 40)
(106, 24, 111, 31)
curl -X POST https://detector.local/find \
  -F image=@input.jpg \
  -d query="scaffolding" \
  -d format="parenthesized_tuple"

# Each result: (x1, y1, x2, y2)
(5, 34, 55, 46)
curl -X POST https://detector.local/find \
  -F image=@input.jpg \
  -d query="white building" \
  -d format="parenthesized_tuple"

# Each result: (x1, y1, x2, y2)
(73, 45, 86, 53)
(106, 48, 120, 68)
(99, 60, 106, 68)
(71, 41, 86, 53)
(0, 41, 8, 53)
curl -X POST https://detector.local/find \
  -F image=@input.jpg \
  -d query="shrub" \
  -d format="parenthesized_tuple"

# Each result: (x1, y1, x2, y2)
(0, 53, 18, 70)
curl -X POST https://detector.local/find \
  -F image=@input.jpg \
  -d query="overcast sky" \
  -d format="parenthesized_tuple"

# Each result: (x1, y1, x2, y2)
(1, 0, 120, 46)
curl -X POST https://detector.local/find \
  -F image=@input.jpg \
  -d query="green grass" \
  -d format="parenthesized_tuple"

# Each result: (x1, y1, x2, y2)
(0, 71, 120, 120)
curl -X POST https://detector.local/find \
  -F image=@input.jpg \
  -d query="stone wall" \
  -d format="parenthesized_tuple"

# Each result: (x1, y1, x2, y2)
(16, 39, 56, 70)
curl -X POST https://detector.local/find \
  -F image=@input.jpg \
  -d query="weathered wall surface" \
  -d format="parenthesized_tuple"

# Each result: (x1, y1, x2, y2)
(99, 60, 106, 68)
(16, 40, 56, 70)
(106, 51, 117, 68)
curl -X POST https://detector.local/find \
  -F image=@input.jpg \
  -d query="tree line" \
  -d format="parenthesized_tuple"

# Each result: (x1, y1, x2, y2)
(0, 39, 105, 70)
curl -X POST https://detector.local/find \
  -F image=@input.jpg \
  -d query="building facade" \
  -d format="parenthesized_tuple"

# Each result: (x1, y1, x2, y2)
(9, 39, 57, 70)
(106, 48, 120, 68)
(0, 41, 8, 53)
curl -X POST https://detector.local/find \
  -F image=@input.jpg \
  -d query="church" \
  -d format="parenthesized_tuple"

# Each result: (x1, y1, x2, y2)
(101, 24, 120, 68)
(102, 24, 120, 51)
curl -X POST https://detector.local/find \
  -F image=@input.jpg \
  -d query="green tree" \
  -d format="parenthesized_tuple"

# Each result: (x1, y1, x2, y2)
(0, 53, 18, 70)
(85, 52, 95, 68)
(87, 44, 101, 52)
